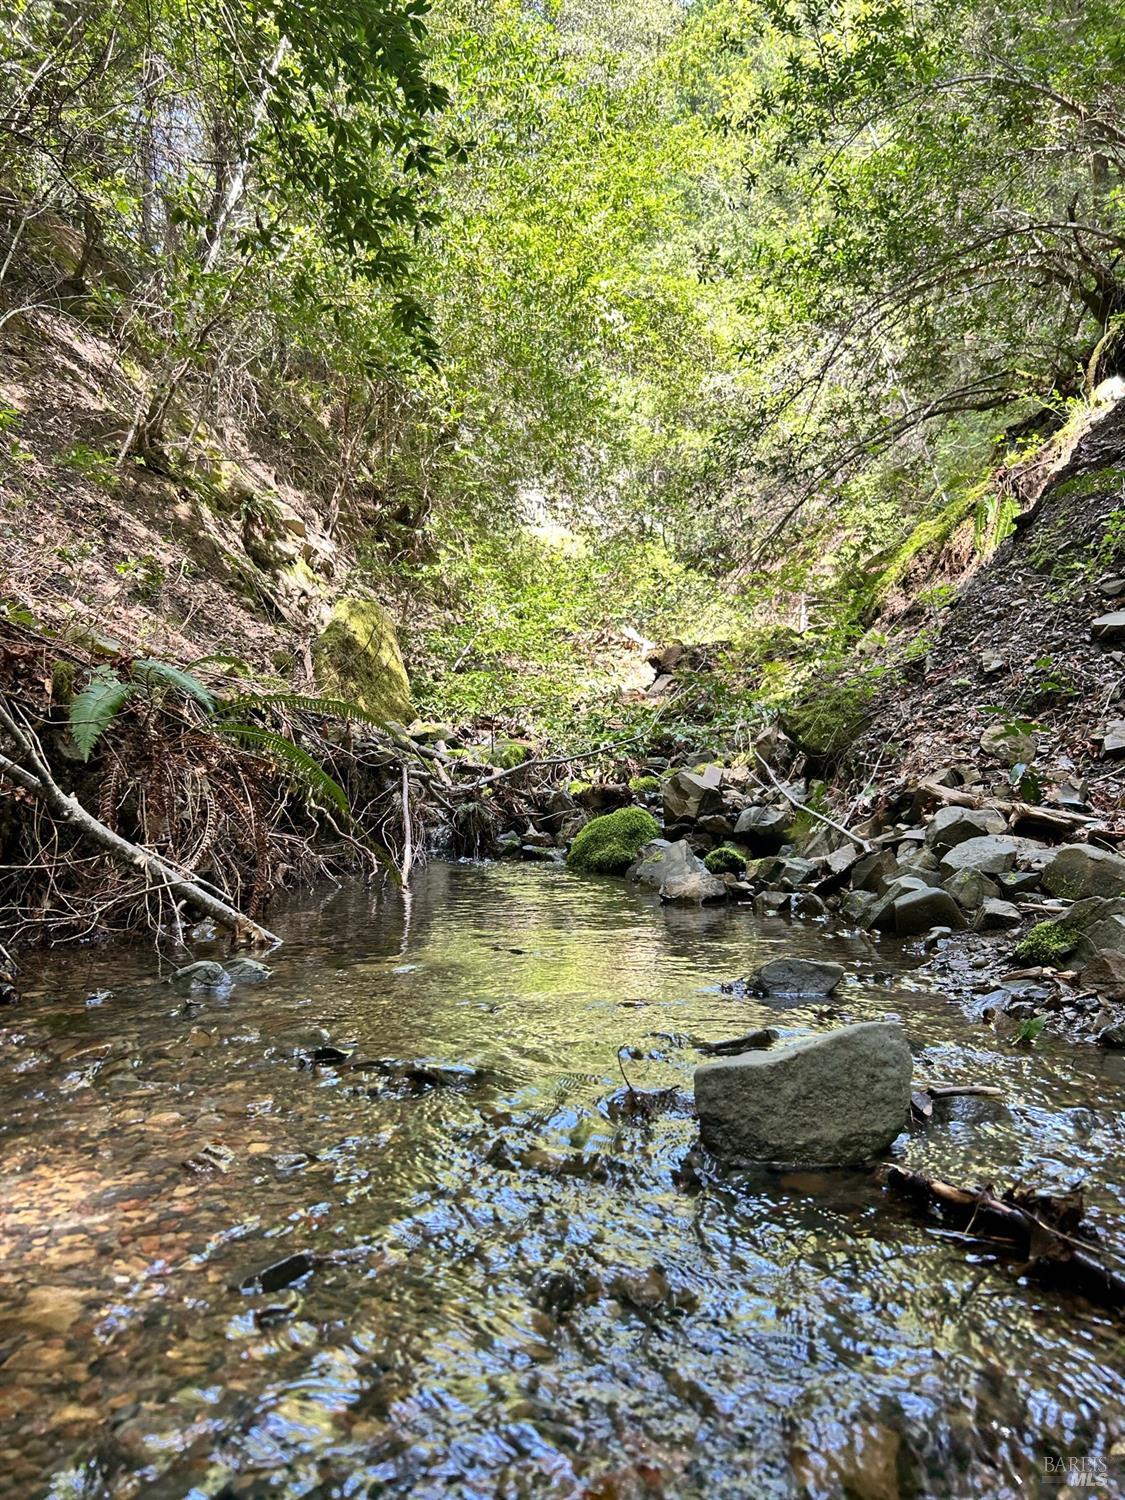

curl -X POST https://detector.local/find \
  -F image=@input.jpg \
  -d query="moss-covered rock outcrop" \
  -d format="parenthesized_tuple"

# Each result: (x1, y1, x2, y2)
(566, 807, 660, 874)
(313, 596, 414, 724)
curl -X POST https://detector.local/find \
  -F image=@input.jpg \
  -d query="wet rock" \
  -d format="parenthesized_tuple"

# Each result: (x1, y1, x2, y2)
(840, 889, 877, 924)
(225, 958, 271, 985)
(893, 886, 967, 936)
(924, 805, 1006, 856)
(942, 868, 999, 912)
(974, 897, 1021, 931)
(629, 839, 726, 903)
(1041, 844, 1125, 900)
(733, 804, 791, 854)
(749, 958, 843, 997)
(1056, 896, 1125, 961)
(494, 830, 522, 858)
(695, 1021, 911, 1165)
(1098, 1024, 1125, 1049)
(240, 1251, 316, 1293)
(776, 856, 818, 889)
(170, 961, 228, 989)
(790, 891, 828, 919)
(520, 843, 562, 861)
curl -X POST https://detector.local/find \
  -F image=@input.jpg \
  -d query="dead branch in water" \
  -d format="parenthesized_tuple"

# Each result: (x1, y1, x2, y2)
(0, 698, 278, 946)
(879, 1164, 1125, 1309)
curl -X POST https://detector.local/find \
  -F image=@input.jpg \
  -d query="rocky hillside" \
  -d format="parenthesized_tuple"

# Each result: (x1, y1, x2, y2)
(0, 303, 413, 724)
(832, 390, 1125, 828)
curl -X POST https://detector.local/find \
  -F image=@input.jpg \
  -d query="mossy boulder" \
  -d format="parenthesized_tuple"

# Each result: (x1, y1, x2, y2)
(313, 596, 414, 724)
(628, 775, 661, 794)
(566, 807, 660, 875)
(781, 673, 876, 762)
(704, 844, 747, 875)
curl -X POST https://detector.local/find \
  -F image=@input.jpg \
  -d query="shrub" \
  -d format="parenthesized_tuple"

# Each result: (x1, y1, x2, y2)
(1012, 921, 1075, 966)
(566, 807, 659, 874)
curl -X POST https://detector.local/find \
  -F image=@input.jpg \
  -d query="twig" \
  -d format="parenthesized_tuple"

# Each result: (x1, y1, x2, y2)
(752, 749, 873, 851)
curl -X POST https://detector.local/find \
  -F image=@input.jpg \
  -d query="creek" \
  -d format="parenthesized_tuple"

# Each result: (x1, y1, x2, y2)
(1, 861, 1123, 1498)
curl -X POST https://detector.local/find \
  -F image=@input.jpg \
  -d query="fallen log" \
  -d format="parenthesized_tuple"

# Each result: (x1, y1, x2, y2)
(913, 779, 1100, 831)
(878, 1164, 1125, 1309)
(0, 700, 277, 946)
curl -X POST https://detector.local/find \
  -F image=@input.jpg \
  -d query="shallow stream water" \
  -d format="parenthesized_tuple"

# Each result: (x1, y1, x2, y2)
(1, 861, 1123, 1498)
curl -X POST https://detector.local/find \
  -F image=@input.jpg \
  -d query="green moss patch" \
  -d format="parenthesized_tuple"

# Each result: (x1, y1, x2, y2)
(313, 596, 414, 724)
(1012, 921, 1075, 965)
(566, 807, 660, 875)
(628, 775, 661, 794)
(703, 844, 746, 875)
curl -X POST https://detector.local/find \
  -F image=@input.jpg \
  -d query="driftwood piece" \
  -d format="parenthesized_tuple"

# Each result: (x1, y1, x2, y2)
(879, 1164, 1125, 1309)
(0, 700, 278, 946)
(913, 779, 1099, 831)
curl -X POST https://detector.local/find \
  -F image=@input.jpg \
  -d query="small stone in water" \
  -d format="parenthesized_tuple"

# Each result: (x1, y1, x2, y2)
(240, 1251, 316, 1293)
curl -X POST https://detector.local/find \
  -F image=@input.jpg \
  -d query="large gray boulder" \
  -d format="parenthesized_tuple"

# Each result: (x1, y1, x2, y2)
(942, 867, 999, 912)
(1056, 897, 1125, 961)
(629, 838, 726, 904)
(938, 835, 1045, 877)
(733, 804, 791, 854)
(892, 886, 966, 936)
(695, 1021, 912, 1165)
(748, 957, 844, 996)
(1041, 844, 1125, 900)
(924, 805, 1007, 856)
(662, 767, 724, 824)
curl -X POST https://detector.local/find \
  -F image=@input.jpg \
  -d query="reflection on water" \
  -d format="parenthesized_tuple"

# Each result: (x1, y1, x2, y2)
(0, 861, 1122, 1498)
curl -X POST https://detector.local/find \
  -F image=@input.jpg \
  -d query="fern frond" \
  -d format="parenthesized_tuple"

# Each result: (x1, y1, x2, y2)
(221, 723, 350, 815)
(69, 668, 134, 760)
(132, 659, 215, 713)
(226, 692, 388, 732)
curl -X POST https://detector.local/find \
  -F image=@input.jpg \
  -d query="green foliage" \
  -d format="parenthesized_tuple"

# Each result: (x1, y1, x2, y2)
(1012, 922, 1076, 966)
(565, 806, 659, 875)
(68, 669, 136, 761)
(1014, 1015, 1049, 1045)
(132, 660, 215, 713)
(219, 724, 350, 815)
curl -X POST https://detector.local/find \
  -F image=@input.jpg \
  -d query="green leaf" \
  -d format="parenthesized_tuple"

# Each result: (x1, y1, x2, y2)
(132, 660, 215, 713)
(68, 669, 135, 761)
(225, 692, 387, 732)
(220, 723, 350, 815)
